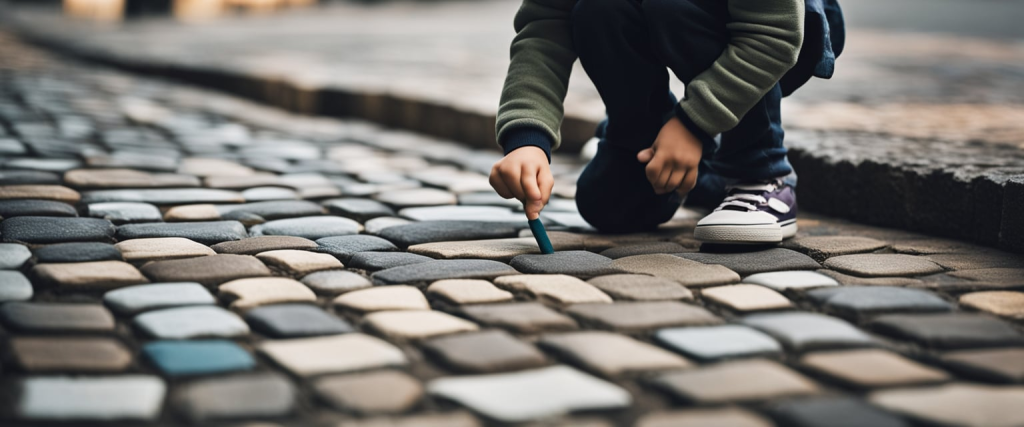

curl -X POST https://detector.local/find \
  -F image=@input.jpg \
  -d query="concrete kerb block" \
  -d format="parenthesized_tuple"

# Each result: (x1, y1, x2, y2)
(972, 170, 1022, 246)
(999, 175, 1024, 252)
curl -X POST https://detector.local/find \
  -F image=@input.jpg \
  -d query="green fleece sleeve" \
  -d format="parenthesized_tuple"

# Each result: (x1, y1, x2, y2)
(678, 0, 805, 136)
(495, 0, 577, 152)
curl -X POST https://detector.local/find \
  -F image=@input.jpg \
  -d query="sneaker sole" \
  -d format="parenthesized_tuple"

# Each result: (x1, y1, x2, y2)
(694, 221, 798, 244)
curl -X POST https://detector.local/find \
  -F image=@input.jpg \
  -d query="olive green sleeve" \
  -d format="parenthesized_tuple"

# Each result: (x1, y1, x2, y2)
(678, 0, 805, 136)
(495, 0, 577, 152)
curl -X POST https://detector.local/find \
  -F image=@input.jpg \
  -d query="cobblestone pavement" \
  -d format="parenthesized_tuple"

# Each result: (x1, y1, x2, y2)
(3, 32, 1024, 427)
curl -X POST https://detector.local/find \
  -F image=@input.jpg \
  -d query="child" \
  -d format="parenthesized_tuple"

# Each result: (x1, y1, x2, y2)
(489, 0, 844, 244)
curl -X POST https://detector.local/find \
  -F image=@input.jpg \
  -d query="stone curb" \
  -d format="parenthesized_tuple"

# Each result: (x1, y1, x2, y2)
(7, 23, 1023, 254)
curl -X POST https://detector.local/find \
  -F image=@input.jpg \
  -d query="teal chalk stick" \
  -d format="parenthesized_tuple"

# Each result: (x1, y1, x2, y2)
(529, 218, 555, 254)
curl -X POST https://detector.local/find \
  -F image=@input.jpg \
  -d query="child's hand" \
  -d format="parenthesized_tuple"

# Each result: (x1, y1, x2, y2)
(489, 146, 553, 220)
(637, 117, 702, 195)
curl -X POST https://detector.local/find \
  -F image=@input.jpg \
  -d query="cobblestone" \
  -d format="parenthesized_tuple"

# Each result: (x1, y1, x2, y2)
(636, 408, 773, 427)
(103, 282, 216, 315)
(461, 302, 579, 333)
(117, 220, 248, 244)
(701, 284, 792, 312)
(427, 365, 632, 423)
(250, 215, 362, 239)
(348, 251, 432, 271)
(540, 331, 691, 377)
(219, 277, 317, 310)
(743, 312, 877, 352)
(133, 305, 249, 339)
(258, 333, 407, 376)
(741, 270, 840, 291)
(313, 370, 424, 414)
(115, 237, 215, 261)
(316, 234, 397, 263)
(33, 260, 148, 291)
(586, 274, 693, 301)
(0, 242, 31, 268)
(2, 216, 114, 244)
(806, 286, 954, 320)
(15, 376, 166, 421)
(142, 340, 255, 377)
(824, 254, 946, 277)
(869, 313, 1024, 350)
(0, 31, 1021, 425)
(0, 270, 32, 301)
(568, 301, 722, 332)
(211, 235, 317, 255)
(787, 236, 890, 262)
(0, 302, 114, 333)
(334, 285, 429, 313)
(426, 279, 515, 305)
(245, 303, 352, 337)
(940, 348, 1024, 383)
(34, 241, 122, 263)
(365, 310, 479, 340)
(654, 359, 819, 404)
(0, 198, 77, 217)
(423, 329, 548, 373)
(677, 248, 821, 275)
(10, 336, 132, 373)
(869, 383, 1024, 427)
(256, 249, 343, 275)
(140, 253, 272, 286)
(172, 373, 295, 422)
(612, 254, 740, 287)
(510, 250, 621, 278)
(767, 397, 911, 427)
(799, 348, 950, 389)
(300, 269, 372, 295)
(654, 325, 783, 362)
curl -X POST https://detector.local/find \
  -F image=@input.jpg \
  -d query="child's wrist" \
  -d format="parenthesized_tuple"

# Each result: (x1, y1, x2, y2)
(673, 104, 714, 143)
(501, 127, 552, 163)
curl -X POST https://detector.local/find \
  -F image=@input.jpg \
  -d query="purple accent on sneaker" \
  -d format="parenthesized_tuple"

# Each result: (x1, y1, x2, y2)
(721, 182, 798, 225)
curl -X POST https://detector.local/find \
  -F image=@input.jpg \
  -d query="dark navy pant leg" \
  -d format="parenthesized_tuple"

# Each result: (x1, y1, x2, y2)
(571, 0, 672, 150)
(571, 0, 682, 232)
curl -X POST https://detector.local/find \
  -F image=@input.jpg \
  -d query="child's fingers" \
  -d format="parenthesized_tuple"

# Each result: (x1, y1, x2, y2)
(521, 166, 541, 201)
(652, 155, 675, 194)
(499, 167, 526, 201)
(678, 168, 699, 195)
(524, 199, 543, 221)
(652, 166, 669, 194)
(538, 167, 554, 204)
(489, 170, 515, 199)
(665, 167, 685, 194)
(644, 157, 663, 187)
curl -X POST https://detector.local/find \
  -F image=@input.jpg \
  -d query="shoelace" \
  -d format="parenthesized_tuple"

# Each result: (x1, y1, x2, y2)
(714, 182, 778, 212)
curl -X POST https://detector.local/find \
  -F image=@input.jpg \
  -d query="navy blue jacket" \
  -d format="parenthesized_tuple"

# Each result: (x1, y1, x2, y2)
(781, 0, 846, 96)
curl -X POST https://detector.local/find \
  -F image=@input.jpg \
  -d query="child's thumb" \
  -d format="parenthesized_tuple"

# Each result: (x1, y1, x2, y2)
(637, 148, 654, 163)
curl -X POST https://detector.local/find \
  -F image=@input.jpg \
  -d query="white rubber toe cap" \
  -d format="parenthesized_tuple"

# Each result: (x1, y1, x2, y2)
(697, 210, 779, 227)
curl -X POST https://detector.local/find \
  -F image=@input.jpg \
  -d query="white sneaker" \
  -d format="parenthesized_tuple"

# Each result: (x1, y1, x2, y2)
(694, 180, 797, 244)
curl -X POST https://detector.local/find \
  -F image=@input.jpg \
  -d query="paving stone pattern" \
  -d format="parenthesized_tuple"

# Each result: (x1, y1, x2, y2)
(0, 33, 1022, 425)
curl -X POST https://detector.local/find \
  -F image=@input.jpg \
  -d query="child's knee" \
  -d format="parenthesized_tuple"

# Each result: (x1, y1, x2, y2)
(575, 191, 641, 233)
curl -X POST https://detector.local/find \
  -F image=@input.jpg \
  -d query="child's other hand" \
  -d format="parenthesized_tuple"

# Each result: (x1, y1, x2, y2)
(637, 117, 702, 195)
(489, 146, 553, 221)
